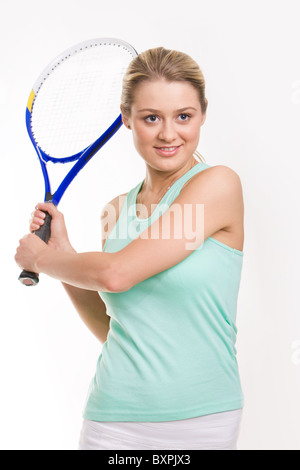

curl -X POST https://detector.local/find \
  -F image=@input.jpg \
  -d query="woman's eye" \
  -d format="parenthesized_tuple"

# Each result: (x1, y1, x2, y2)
(178, 113, 191, 121)
(145, 115, 158, 123)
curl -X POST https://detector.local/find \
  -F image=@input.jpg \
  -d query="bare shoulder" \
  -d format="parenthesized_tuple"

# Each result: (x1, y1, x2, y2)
(185, 164, 243, 200)
(206, 164, 244, 220)
(182, 163, 244, 243)
(208, 165, 244, 213)
(101, 193, 128, 250)
(212, 164, 243, 185)
(192, 164, 242, 186)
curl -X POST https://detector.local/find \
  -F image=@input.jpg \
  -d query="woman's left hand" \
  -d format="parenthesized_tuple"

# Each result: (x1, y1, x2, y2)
(15, 233, 50, 273)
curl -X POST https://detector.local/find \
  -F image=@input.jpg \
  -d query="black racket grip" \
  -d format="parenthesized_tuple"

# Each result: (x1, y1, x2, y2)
(18, 211, 52, 286)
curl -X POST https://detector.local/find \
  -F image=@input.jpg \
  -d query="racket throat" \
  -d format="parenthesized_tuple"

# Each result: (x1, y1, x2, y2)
(45, 191, 54, 204)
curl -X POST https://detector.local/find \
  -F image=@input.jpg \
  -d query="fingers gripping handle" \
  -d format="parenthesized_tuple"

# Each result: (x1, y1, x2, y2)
(18, 212, 52, 286)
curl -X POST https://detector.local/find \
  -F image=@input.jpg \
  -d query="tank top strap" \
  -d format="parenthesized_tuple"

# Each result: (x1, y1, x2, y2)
(162, 162, 210, 206)
(117, 182, 141, 230)
(127, 182, 142, 207)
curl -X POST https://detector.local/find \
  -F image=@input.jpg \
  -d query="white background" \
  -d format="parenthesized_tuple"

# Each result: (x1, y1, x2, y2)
(0, 0, 299, 450)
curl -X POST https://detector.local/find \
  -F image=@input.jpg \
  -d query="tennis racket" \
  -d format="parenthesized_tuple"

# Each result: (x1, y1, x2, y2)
(18, 38, 138, 286)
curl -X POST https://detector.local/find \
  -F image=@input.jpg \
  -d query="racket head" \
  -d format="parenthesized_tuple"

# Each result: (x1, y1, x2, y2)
(19, 38, 138, 287)
(26, 38, 138, 202)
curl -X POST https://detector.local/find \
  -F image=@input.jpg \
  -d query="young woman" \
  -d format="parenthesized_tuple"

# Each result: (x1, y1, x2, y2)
(15, 47, 245, 450)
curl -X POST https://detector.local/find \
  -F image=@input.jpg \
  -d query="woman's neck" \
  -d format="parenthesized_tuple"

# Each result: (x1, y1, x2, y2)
(142, 157, 199, 197)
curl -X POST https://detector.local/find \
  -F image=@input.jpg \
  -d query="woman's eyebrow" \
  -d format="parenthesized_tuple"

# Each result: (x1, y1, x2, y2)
(136, 108, 160, 114)
(137, 107, 198, 113)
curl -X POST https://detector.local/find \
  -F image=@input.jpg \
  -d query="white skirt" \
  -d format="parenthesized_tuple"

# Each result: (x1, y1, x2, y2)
(78, 409, 243, 450)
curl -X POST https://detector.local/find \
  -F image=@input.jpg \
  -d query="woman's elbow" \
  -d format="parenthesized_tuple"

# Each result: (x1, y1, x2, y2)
(101, 256, 132, 293)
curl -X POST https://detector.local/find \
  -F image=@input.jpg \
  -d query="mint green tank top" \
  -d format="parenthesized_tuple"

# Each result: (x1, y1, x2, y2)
(83, 162, 244, 421)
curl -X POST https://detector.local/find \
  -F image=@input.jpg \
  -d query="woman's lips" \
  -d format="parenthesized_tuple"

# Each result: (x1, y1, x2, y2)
(154, 145, 182, 157)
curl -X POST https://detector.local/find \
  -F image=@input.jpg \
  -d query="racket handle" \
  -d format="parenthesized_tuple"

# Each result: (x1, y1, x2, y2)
(18, 211, 52, 286)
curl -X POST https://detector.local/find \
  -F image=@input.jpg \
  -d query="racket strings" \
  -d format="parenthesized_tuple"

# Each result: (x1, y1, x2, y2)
(31, 44, 135, 159)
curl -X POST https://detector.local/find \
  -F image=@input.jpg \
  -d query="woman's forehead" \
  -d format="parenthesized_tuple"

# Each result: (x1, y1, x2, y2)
(132, 79, 201, 110)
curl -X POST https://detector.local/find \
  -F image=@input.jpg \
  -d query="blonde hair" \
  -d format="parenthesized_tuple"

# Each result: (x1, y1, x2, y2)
(121, 47, 208, 163)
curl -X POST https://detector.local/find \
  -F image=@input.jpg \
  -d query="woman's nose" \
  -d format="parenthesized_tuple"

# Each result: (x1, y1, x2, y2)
(158, 120, 177, 142)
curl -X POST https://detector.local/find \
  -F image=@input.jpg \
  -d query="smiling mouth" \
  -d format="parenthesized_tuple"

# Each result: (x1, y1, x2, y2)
(154, 145, 182, 152)
(154, 145, 182, 157)
(157, 146, 178, 151)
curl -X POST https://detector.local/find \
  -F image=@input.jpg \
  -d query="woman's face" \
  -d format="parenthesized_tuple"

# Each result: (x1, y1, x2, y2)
(123, 79, 206, 172)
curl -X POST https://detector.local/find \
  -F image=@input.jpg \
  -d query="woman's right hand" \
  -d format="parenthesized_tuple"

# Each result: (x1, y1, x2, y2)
(30, 202, 76, 254)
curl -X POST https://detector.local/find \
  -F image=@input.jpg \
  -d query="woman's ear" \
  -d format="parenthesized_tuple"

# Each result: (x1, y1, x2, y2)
(121, 106, 131, 130)
(122, 116, 131, 130)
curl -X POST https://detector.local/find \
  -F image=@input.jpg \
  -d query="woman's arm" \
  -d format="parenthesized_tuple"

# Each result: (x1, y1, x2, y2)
(61, 283, 110, 343)
(16, 165, 243, 293)
(116, 165, 244, 290)
(61, 195, 127, 342)
(23, 203, 111, 343)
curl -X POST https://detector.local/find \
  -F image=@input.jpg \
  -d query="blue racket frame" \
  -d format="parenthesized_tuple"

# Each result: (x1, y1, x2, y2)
(24, 37, 138, 206)
(26, 107, 123, 205)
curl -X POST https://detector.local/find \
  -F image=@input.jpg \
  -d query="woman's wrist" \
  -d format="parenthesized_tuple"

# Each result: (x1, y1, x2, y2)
(29, 230, 120, 292)
(34, 244, 64, 274)
(34, 247, 114, 292)
(34, 240, 77, 274)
